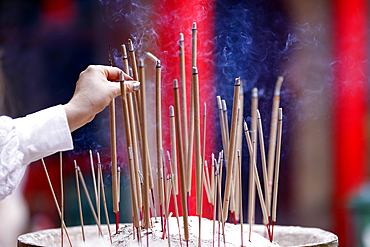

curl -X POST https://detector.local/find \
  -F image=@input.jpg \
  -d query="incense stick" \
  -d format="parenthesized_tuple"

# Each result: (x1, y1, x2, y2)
(272, 108, 283, 239)
(212, 160, 218, 247)
(235, 83, 244, 223)
(217, 96, 227, 161)
(169, 105, 178, 195)
(89, 150, 100, 225)
(238, 151, 243, 247)
(41, 158, 72, 247)
(211, 153, 215, 206)
(76, 164, 103, 236)
(126, 66, 143, 213)
(222, 78, 241, 222)
(74, 161, 85, 242)
(108, 48, 119, 220)
(146, 51, 158, 62)
(173, 76, 189, 242)
(267, 76, 284, 209)
(98, 158, 112, 244)
(202, 103, 212, 204)
(118, 166, 121, 208)
(248, 88, 258, 234)
(167, 151, 183, 247)
(137, 62, 151, 231)
(179, 33, 188, 181)
(119, 72, 140, 230)
(244, 121, 269, 229)
(257, 110, 270, 220)
(193, 66, 202, 216)
(155, 60, 164, 230)
(60, 152, 64, 247)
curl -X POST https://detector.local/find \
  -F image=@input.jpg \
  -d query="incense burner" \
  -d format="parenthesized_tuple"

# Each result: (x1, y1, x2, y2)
(18, 217, 338, 247)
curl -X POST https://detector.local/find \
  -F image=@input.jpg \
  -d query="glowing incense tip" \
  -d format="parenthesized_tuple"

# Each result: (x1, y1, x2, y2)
(170, 106, 175, 118)
(222, 100, 227, 112)
(74, 160, 78, 169)
(89, 149, 92, 155)
(128, 39, 134, 52)
(138, 58, 144, 68)
(179, 33, 184, 42)
(274, 76, 284, 96)
(118, 166, 121, 173)
(278, 108, 283, 120)
(173, 79, 179, 89)
(156, 59, 161, 67)
(193, 22, 197, 29)
(235, 77, 241, 86)
(204, 102, 206, 116)
(120, 71, 124, 82)
(252, 87, 258, 98)
(192, 66, 198, 74)
(146, 52, 158, 62)
(257, 109, 261, 119)
(121, 43, 127, 59)
(217, 96, 222, 110)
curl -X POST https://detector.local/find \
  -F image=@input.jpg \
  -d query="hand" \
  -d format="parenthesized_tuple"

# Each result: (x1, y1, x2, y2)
(64, 65, 139, 132)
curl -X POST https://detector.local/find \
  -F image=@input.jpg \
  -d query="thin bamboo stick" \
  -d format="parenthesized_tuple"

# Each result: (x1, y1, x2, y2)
(41, 158, 72, 247)
(238, 151, 243, 246)
(98, 157, 112, 244)
(249, 88, 258, 227)
(202, 103, 212, 204)
(138, 62, 151, 230)
(155, 60, 164, 223)
(125, 57, 143, 212)
(60, 152, 64, 247)
(167, 150, 182, 244)
(272, 108, 283, 224)
(77, 164, 103, 236)
(169, 105, 179, 195)
(217, 96, 227, 160)
(74, 161, 85, 242)
(211, 153, 215, 206)
(173, 76, 189, 241)
(222, 78, 241, 222)
(267, 76, 284, 209)
(222, 99, 230, 171)
(119, 73, 140, 229)
(89, 150, 100, 224)
(204, 160, 212, 204)
(244, 121, 269, 225)
(212, 160, 218, 247)
(108, 48, 119, 217)
(179, 33, 188, 178)
(193, 66, 202, 216)
(257, 110, 270, 219)
(186, 23, 197, 199)
(235, 83, 244, 223)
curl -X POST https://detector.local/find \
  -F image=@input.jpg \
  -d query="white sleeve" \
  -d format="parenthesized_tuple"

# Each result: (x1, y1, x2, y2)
(0, 105, 73, 200)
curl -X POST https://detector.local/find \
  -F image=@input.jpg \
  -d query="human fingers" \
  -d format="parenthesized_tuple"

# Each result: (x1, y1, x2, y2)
(108, 79, 140, 95)
(99, 65, 134, 81)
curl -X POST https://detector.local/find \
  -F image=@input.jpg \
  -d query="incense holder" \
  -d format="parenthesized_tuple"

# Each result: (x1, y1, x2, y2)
(18, 216, 338, 247)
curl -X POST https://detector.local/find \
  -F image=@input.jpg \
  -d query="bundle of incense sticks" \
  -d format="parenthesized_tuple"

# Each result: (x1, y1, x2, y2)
(40, 22, 285, 247)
